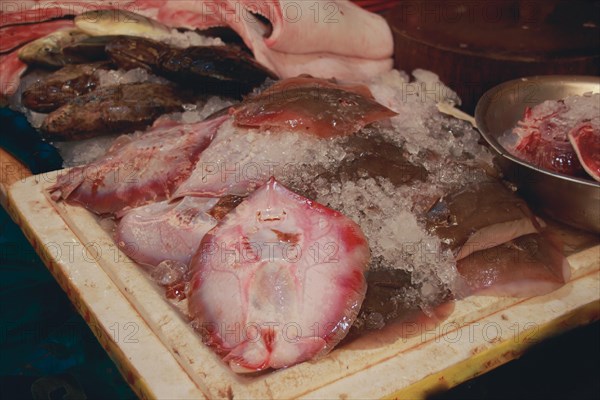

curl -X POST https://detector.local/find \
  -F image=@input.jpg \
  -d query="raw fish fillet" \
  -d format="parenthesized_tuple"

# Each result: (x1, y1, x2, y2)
(232, 76, 397, 138)
(188, 178, 370, 372)
(426, 180, 541, 260)
(116, 197, 219, 268)
(457, 233, 571, 297)
(48, 116, 228, 214)
(568, 120, 600, 182)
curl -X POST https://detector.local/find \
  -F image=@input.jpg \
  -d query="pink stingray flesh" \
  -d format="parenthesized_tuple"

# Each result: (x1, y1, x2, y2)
(115, 197, 219, 268)
(188, 177, 370, 372)
(48, 115, 227, 215)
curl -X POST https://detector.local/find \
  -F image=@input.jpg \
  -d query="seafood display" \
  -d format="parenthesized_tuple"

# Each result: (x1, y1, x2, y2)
(0, 1, 394, 100)
(5, 15, 275, 140)
(0, 1, 580, 376)
(41, 82, 194, 140)
(116, 197, 220, 268)
(569, 121, 600, 181)
(499, 93, 600, 182)
(105, 36, 276, 96)
(74, 9, 172, 40)
(425, 179, 540, 261)
(46, 73, 572, 372)
(231, 75, 397, 137)
(21, 62, 110, 112)
(1, 19, 75, 54)
(17, 28, 90, 68)
(49, 116, 228, 213)
(456, 233, 570, 297)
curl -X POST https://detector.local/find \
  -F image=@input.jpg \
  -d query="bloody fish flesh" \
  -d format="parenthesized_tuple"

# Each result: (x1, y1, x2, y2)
(502, 95, 600, 180)
(568, 120, 600, 182)
(49, 115, 228, 214)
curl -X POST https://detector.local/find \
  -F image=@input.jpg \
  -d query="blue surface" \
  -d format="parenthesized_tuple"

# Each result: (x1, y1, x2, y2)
(0, 108, 63, 174)
(1, 108, 134, 399)
(0, 203, 136, 400)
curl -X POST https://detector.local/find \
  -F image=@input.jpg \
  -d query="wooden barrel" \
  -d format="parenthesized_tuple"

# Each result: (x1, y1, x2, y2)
(387, 0, 600, 112)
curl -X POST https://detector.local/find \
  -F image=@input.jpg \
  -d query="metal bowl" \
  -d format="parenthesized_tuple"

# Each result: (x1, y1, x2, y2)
(475, 75, 600, 233)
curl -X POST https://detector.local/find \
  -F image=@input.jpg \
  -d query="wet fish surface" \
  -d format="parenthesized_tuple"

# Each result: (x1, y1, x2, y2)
(188, 178, 370, 373)
(49, 115, 228, 214)
(21, 62, 110, 112)
(18, 28, 90, 68)
(41, 82, 192, 140)
(45, 71, 576, 371)
(568, 120, 600, 182)
(232, 76, 397, 138)
(106, 36, 276, 97)
(500, 94, 600, 180)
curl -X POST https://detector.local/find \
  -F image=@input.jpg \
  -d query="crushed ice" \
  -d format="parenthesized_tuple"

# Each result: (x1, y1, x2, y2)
(151, 260, 189, 286)
(19, 66, 494, 316)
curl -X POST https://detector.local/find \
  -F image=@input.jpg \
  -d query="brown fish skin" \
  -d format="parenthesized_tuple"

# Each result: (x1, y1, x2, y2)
(336, 133, 428, 186)
(349, 266, 454, 336)
(41, 82, 189, 140)
(232, 76, 397, 138)
(21, 62, 110, 112)
(105, 36, 168, 71)
(61, 36, 117, 63)
(106, 36, 275, 97)
(425, 179, 540, 260)
(457, 233, 570, 297)
(284, 127, 427, 201)
(157, 45, 277, 97)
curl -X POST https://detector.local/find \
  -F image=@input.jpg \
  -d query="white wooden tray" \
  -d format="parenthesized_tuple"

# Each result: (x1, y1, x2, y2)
(5, 171, 599, 399)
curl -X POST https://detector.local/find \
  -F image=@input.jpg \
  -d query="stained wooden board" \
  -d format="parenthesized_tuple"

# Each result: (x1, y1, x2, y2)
(0, 147, 31, 208)
(5, 172, 600, 399)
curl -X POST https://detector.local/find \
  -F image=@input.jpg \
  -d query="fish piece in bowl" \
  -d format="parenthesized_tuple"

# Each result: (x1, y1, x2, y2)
(499, 93, 600, 180)
(475, 76, 600, 232)
(568, 120, 600, 182)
